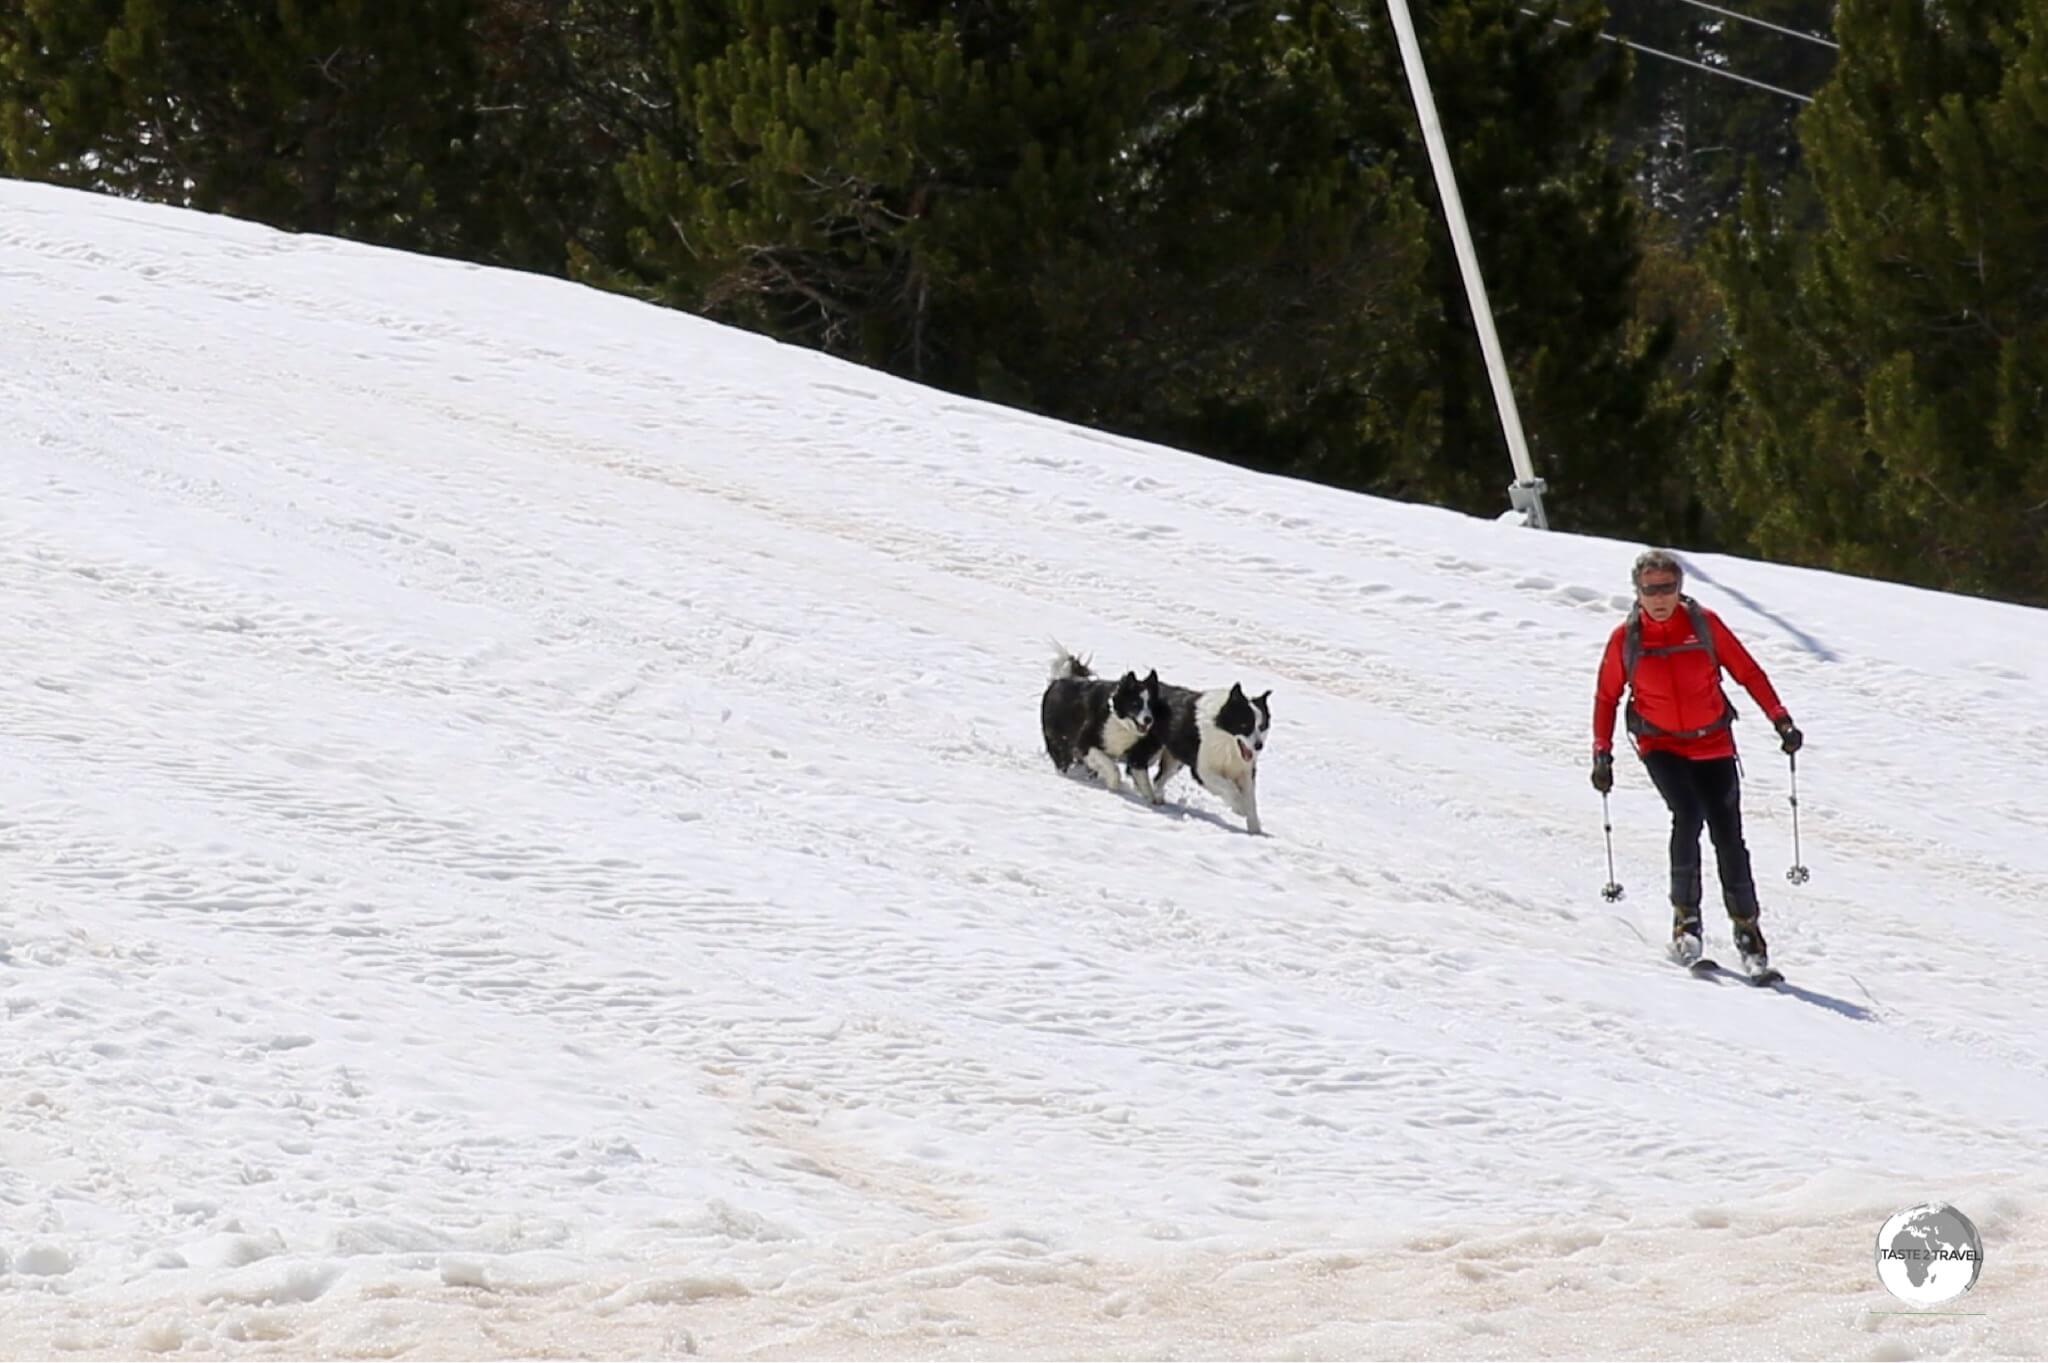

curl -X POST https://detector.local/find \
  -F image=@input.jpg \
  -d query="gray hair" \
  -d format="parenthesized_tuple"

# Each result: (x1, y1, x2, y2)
(1631, 548, 1684, 588)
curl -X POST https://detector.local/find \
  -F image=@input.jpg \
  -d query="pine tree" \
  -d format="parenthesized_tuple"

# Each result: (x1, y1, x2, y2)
(1, 0, 481, 252)
(615, 0, 1437, 488)
(995, 2, 1438, 486)
(466, 0, 674, 276)
(1710, 0, 2048, 603)
(1596, 0, 1837, 552)
(1607, 0, 1835, 246)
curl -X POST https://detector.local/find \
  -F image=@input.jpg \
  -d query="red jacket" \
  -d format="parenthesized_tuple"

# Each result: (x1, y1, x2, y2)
(1593, 602, 1787, 760)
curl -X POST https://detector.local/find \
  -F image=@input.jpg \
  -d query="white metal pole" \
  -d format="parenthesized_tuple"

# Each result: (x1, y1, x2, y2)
(1383, 0, 1549, 529)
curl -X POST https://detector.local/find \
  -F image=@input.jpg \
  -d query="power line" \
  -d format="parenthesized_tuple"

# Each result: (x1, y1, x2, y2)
(1653, 0, 1839, 50)
(1598, 28, 1818, 102)
(1524, 10, 1819, 103)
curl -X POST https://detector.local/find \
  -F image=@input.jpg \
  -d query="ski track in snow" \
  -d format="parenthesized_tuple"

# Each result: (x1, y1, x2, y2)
(3, 181, 2046, 1358)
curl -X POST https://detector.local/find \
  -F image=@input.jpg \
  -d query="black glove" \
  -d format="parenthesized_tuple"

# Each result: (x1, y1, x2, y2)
(1774, 714, 1803, 754)
(1591, 750, 1615, 794)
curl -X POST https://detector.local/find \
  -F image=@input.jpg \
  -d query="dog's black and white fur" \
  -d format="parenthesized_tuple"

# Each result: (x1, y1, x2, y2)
(1123, 679, 1272, 834)
(1040, 647, 1161, 793)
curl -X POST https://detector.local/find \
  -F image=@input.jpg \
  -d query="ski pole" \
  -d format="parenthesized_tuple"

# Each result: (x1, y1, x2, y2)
(1600, 791, 1625, 902)
(1785, 750, 1810, 884)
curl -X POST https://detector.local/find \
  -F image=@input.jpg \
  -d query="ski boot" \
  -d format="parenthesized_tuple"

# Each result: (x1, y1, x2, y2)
(1669, 904, 1704, 967)
(1731, 915, 1770, 976)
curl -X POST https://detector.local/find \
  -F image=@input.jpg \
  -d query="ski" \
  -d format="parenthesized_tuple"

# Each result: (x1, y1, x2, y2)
(1682, 955, 1785, 988)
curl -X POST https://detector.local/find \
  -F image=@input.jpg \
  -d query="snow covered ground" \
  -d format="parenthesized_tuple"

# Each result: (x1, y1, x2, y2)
(2, 177, 2044, 1359)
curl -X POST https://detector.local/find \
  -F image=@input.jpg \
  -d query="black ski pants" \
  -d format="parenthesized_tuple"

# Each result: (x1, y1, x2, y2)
(1641, 751, 1760, 920)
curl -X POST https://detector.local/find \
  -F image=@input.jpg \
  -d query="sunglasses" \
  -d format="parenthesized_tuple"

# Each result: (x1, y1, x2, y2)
(1638, 580, 1681, 597)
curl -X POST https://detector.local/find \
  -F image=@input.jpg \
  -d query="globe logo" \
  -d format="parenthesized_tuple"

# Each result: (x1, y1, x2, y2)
(1875, 1202, 1984, 1306)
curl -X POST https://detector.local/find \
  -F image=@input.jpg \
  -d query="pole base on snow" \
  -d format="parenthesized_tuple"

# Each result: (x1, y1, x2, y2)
(1506, 477, 1550, 530)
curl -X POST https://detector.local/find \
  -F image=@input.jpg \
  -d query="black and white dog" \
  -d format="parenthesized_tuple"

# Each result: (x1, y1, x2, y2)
(1124, 679, 1272, 834)
(1040, 647, 1161, 793)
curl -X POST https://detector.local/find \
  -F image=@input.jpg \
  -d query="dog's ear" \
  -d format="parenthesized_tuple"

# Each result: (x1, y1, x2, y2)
(1257, 689, 1272, 706)
(1228, 682, 1246, 701)
(1144, 669, 1158, 685)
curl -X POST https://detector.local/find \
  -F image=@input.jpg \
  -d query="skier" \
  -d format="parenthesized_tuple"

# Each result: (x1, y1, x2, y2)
(1590, 549, 1803, 974)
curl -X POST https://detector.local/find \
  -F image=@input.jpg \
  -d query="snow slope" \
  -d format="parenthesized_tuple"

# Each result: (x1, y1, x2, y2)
(2, 177, 2044, 1359)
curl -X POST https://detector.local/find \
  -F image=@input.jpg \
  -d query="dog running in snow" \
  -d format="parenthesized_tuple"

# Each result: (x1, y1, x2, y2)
(1122, 677, 1272, 835)
(1039, 647, 1160, 793)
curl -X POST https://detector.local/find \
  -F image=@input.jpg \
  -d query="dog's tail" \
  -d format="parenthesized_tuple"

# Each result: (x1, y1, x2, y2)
(1047, 640, 1092, 681)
